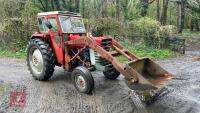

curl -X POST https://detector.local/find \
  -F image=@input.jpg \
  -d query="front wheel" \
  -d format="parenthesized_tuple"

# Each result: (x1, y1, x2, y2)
(72, 66, 94, 94)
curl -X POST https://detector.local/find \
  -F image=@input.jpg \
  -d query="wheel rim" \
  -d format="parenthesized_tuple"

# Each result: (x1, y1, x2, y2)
(29, 47, 44, 76)
(75, 74, 86, 91)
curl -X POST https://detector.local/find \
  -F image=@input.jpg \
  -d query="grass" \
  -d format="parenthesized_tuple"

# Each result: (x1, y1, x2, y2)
(0, 49, 26, 59)
(177, 29, 200, 48)
(180, 29, 200, 38)
(0, 44, 174, 61)
(116, 44, 175, 63)
(127, 46, 174, 58)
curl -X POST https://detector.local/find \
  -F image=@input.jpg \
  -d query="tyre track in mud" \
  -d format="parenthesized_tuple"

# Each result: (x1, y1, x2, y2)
(1, 51, 200, 113)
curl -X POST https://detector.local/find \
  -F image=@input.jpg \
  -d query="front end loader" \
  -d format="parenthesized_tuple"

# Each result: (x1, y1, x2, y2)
(27, 11, 172, 94)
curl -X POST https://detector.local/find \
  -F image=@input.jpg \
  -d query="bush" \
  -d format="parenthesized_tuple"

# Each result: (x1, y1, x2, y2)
(84, 18, 125, 36)
(159, 25, 177, 39)
(158, 25, 178, 48)
(129, 17, 160, 48)
(0, 0, 40, 50)
(128, 17, 177, 49)
(116, 44, 175, 63)
(134, 17, 160, 34)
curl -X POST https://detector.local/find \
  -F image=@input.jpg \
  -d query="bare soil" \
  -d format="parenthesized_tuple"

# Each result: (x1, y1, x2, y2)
(0, 50, 200, 113)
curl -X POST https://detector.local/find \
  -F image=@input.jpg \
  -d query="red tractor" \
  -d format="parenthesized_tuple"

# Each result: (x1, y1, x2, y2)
(27, 11, 172, 94)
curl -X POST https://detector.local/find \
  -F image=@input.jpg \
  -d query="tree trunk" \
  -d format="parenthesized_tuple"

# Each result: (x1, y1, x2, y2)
(44, 0, 50, 11)
(75, 0, 80, 13)
(195, 19, 200, 31)
(38, 0, 47, 11)
(51, 0, 55, 11)
(140, 0, 149, 17)
(101, 0, 107, 17)
(81, 0, 85, 18)
(61, 0, 68, 10)
(160, 0, 169, 25)
(54, 0, 61, 11)
(69, 0, 73, 12)
(121, 0, 128, 20)
(156, 0, 160, 21)
(190, 18, 194, 31)
(176, 2, 180, 29)
(177, 0, 186, 33)
(116, 0, 120, 20)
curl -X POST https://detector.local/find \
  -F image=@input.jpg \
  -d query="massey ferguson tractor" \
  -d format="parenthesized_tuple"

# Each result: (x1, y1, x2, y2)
(27, 11, 172, 94)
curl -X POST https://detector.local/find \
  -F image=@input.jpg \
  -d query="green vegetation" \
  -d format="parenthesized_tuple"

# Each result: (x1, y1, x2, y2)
(180, 29, 200, 38)
(0, 0, 199, 51)
(0, 45, 174, 60)
(0, 49, 26, 59)
(126, 45, 174, 59)
(116, 45, 174, 63)
(0, 0, 199, 59)
(128, 17, 172, 48)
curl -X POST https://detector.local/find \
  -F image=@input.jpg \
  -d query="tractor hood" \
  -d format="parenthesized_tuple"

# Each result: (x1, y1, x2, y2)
(69, 35, 112, 48)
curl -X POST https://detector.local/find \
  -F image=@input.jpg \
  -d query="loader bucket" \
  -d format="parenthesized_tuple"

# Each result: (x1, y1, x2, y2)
(125, 58, 172, 90)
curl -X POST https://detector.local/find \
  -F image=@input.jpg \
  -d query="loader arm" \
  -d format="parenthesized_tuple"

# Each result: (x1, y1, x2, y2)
(65, 37, 173, 90)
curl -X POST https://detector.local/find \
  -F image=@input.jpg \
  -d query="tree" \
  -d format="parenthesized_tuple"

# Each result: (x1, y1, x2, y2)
(121, 0, 129, 19)
(160, 0, 170, 25)
(75, 0, 80, 13)
(116, 0, 120, 20)
(186, 0, 200, 31)
(140, 0, 155, 17)
(175, 0, 186, 33)
(80, 0, 85, 17)
(54, 0, 61, 11)
(187, 0, 200, 13)
(101, 0, 108, 17)
(140, 0, 149, 17)
(156, 0, 160, 21)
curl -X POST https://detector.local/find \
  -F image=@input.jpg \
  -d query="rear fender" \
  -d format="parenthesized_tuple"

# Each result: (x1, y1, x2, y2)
(30, 33, 61, 65)
(31, 33, 49, 40)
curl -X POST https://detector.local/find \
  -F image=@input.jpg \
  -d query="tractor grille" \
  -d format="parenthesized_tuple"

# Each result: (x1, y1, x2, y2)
(94, 52, 115, 72)
(95, 39, 115, 72)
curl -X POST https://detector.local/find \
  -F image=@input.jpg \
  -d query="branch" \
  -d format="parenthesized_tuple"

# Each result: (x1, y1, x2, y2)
(197, 0, 200, 4)
(186, 0, 200, 13)
(38, 0, 46, 11)
(148, 0, 156, 4)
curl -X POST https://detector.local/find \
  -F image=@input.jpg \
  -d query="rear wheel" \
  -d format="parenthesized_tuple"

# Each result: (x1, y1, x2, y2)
(27, 38, 55, 81)
(72, 66, 94, 94)
(103, 69, 120, 80)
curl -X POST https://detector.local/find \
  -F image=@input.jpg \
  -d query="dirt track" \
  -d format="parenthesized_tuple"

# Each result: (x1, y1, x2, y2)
(1, 50, 200, 113)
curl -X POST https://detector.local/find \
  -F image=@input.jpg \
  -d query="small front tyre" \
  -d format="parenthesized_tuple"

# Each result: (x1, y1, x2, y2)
(72, 66, 94, 94)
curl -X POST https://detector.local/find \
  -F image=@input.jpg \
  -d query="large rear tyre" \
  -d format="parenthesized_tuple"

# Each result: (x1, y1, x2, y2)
(103, 69, 120, 80)
(72, 66, 94, 94)
(27, 38, 55, 81)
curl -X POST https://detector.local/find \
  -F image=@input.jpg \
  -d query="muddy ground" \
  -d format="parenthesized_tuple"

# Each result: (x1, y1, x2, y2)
(1, 49, 200, 113)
